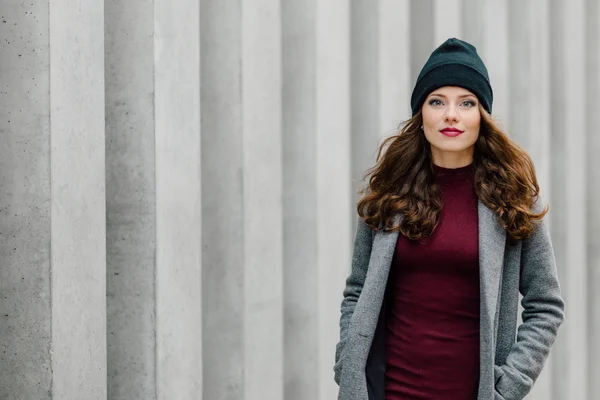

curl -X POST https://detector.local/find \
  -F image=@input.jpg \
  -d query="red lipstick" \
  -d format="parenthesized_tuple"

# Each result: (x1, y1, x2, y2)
(440, 127, 464, 137)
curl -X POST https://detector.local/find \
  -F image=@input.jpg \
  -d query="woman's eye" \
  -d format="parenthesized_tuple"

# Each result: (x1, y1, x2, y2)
(461, 100, 476, 107)
(428, 99, 443, 106)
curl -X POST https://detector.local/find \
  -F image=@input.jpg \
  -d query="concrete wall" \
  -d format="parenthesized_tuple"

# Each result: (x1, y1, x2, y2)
(105, 0, 157, 397)
(0, 1, 107, 399)
(587, 1, 600, 396)
(0, 1, 598, 399)
(201, 1, 282, 399)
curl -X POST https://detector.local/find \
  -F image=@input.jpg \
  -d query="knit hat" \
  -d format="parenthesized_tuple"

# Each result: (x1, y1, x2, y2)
(410, 37, 493, 115)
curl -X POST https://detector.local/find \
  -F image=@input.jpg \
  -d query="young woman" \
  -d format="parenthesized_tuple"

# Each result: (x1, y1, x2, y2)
(334, 38, 564, 400)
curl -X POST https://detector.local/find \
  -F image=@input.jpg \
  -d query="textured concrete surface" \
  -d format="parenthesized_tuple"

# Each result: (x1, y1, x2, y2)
(0, 1, 107, 399)
(480, 0, 510, 127)
(282, 1, 351, 399)
(549, 1, 588, 399)
(351, 0, 380, 199)
(200, 2, 245, 399)
(49, 0, 107, 398)
(0, 2, 53, 398)
(588, 1, 600, 396)
(433, 0, 463, 46)
(461, 0, 484, 50)
(104, 0, 157, 398)
(281, 1, 320, 398)
(378, 1, 411, 130)
(241, 1, 283, 400)
(201, 1, 283, 399)
(154, 0, 202, 398)
(315, 4, 352, 400)
(409, 0, 435, 84)
(105, 0, 202, 398)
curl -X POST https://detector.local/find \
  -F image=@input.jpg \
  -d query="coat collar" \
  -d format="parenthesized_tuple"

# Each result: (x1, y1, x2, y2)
(374, 200, 506, 331)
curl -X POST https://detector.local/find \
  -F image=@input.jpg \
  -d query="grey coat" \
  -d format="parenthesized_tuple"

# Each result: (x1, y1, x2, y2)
(334, 199, 564, 400)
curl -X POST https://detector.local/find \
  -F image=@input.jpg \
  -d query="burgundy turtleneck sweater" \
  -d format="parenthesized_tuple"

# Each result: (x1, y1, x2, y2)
(384, 163, 480, 400)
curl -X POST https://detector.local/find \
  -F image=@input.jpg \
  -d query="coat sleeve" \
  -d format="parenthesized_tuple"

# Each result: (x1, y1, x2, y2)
(333, 217, 374, 385)
(494, 197, 565, 399)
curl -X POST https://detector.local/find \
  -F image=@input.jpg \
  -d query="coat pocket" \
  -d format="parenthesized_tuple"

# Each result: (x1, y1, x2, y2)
(493, 365, 509, 399)
(494, 365, 528, 400)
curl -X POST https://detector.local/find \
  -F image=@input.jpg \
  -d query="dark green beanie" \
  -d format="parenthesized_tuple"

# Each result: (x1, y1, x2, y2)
(411, 37, 493, 115)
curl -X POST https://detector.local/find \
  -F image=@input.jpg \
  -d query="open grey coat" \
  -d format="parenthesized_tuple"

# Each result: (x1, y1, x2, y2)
(334, 199, 564, 400)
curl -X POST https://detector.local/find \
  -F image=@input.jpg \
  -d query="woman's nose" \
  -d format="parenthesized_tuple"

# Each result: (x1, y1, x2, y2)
(444, 105, 459, 122)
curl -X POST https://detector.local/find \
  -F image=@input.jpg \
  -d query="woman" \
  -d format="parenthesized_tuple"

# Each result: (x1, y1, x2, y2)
(334, 38, 564, 400)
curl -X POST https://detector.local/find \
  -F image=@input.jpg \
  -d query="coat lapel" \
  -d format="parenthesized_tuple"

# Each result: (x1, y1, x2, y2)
(362, 214, 401, 332)
(477, 200, 506, 343)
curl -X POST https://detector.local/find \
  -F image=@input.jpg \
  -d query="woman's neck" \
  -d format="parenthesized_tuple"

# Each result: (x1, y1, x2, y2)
(430, 148, 474, 169)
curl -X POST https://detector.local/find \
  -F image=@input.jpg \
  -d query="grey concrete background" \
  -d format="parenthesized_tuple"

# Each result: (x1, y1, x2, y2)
(105, 0, 157, 398)
(49, 0, 107, 396)
(0, 2, 52, 398)
(1, 0, 598, 399)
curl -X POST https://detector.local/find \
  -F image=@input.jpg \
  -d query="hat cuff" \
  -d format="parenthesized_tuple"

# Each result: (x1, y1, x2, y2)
(410, 63, 493, 115)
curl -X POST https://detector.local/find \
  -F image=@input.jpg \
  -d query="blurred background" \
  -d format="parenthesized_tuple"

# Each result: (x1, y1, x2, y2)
(0, 0, 598, 399)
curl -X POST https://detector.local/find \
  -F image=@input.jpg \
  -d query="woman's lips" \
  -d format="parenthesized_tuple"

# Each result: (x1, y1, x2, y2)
(440, 128, 463, 137)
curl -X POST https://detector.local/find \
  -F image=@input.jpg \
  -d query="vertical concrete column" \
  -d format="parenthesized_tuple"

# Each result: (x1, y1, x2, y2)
(378, 1, 411, 128)
(0, 3, 53, 396)
(587, 0, 600, 396)
(433, 0, 463, 45)
(480, 0, 509, 126)
(506, 0, 530, 145)
(506, 0, 551, 194)
(282, 1, 319, 398)
(522, 1, 552, 200)
(350, 0, 410, 204)
(105, 0, 202, 398)
(50, 1, 107, 397)
(154, 0, 202, 398)
(527, 3, 554, 399)
(549, 0, 588, 399)
(282, 1, 351, 399)
(0, 1, 106, 399)
(201, 0, 283, 399)
(350, 0, 379, 197)
(315, 3, 351, 399)
(240, 1, 283, 399)
(409, 0, 434, 83)
(461, 0, 483, 49)
(105, 0, 157, 398)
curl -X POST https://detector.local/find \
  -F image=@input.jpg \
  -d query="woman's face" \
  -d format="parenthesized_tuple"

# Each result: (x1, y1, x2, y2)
(421, 86, 481, 166)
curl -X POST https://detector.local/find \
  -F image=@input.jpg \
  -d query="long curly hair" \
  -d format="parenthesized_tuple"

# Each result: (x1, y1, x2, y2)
(357, 104, 548, 241)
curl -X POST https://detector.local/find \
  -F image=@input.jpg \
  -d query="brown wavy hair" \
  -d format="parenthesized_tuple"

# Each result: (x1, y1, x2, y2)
(357, 104, 548, 242)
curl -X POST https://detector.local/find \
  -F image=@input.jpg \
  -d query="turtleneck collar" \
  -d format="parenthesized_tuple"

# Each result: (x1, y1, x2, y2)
(433, 162, 475, 185)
